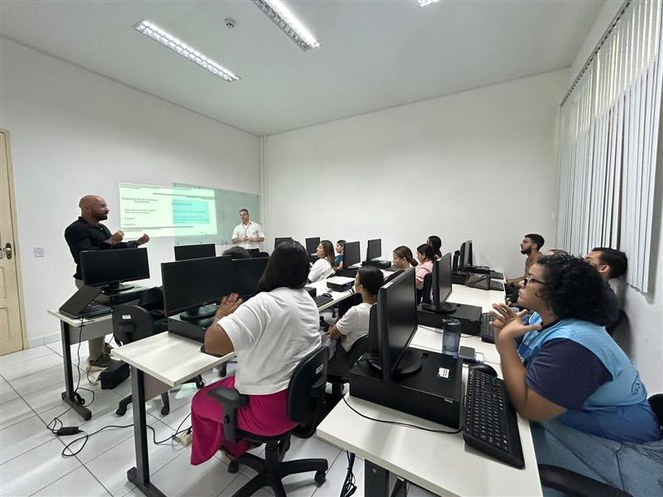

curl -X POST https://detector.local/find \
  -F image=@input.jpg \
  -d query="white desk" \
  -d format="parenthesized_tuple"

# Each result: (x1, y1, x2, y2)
(112, 332, 233, 497)
(307, 277, 356, 312)
(47, 309, 114, 420)
(316, 284, 543, 497)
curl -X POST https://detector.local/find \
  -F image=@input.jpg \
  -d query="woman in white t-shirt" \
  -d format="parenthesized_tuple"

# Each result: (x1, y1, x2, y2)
(326, 266, 384, 374)
(190, 241, 321, 465)
(308, 240, 336, 282)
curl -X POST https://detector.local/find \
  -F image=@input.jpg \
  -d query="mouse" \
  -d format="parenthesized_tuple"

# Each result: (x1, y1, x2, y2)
(470, 363, 498, 377)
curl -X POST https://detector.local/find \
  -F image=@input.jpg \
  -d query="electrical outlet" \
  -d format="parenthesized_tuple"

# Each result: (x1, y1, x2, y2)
(34, 247, 45, 258)
(178, 431, 192, 447)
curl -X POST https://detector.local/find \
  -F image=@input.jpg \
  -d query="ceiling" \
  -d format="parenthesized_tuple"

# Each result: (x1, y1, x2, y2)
(0, 1, 604, 136)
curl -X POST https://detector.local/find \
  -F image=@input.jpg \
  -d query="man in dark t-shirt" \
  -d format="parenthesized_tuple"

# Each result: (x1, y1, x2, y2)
(64, 195, 149, 369)
(585, 247, 627, 331)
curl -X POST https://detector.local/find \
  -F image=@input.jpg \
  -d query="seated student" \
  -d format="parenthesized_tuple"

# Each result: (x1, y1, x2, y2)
(334, 239, 346, 269)
(190, 241, 320, 465)
(490, 255, 662, 496)
(415, 244, 435, 290)
(326, 266, 384, 375)
(585, 247, 627, 330)
(386, 245, 418, 284)
(545, 248, 569, 257)
(427, 235, 442, 260)
(222, 246, 251, 259)
(308, 240, 336, 282)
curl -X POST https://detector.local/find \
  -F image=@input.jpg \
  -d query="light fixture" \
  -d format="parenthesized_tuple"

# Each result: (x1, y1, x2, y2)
(418, 0, 442, 7)
(250, 0, 320, 51)
(134, 20, 240, 82)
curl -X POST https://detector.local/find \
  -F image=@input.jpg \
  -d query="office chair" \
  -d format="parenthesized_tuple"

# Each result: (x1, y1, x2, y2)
(326, 335, 368, 402)
(421, 272, 432, 304)
(112, 304, 204, 416)
(538, 393, 663, 497)
(208, 347, 329, 497)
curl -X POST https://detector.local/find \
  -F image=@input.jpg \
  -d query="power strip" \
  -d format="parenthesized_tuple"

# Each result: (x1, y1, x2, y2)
(177, 431, 192, 447)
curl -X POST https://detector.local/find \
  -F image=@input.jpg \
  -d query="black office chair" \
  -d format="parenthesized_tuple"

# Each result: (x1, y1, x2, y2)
(421, 272, 432, 304)
(112, 304, 204, 416)
(538, 393, 663, 497)
(326, 335, 368, 403)
(208, 347, 329, 497)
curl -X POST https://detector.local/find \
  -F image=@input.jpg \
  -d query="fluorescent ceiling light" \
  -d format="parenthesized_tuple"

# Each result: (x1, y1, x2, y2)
(251, 0, 320, 51)
(418, 0, 442, 7)
(134, 20, 240, 82)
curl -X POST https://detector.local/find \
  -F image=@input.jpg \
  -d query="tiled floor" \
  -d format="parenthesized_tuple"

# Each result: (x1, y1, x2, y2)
(0, 341, 437, 497)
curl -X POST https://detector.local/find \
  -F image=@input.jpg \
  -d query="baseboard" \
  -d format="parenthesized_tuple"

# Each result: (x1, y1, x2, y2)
(27, 332, 61, 349)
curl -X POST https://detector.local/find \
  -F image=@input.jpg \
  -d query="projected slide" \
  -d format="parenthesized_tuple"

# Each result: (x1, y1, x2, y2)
(120, 183, 218, 238)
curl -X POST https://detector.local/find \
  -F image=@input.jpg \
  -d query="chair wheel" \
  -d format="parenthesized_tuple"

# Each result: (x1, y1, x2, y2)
(314, 470, 326, 485)
(161, 406, 170, 415)
(228, 461, 239, 473)
(116, 407, 127, 416)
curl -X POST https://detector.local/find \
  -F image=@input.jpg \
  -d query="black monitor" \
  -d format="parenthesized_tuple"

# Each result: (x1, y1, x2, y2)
(274, 237, 292, 250)
(459, 240, 473, 270)
(343, 241, 361, 268)
(366, 268, 421, 380)
(422, 252, 455, 313)
(161, 256, 232, 319)
(231, 257, 269, 299)
(366, 239, 381, 261)
(174, 243, 216, 261)
(80, 248, 149, 292)
(305, 237, 320, 255)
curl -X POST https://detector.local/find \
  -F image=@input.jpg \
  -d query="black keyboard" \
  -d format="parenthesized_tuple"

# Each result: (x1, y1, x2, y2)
(314, 293, 334, 308)
(464, 368, 525, 469)
(480, 313, 495, 343)
(80, 303, 112, 318)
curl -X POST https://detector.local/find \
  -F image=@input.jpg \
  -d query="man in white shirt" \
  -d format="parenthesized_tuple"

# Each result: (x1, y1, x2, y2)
(231, 208, 264, 256)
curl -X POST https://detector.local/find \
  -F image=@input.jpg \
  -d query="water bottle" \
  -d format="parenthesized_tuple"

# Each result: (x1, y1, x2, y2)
(442, 319, 461, 357)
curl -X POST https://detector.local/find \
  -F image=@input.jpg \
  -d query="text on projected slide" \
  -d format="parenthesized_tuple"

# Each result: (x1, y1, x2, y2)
(119, 183, 218, 238)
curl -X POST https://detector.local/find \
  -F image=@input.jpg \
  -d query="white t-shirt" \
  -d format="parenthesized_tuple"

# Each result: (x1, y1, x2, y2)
(219, 287, 321, 395)
(336, 302, 372, 352)
(232, 221, 264, 250)
(308, 258, 334, 282)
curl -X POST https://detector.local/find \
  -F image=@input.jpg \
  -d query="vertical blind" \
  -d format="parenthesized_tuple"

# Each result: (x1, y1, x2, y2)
(557, 0, 662, 292)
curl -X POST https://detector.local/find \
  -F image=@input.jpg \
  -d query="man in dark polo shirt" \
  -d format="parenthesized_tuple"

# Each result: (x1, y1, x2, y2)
(64, 195, 149, 370)
(585, 247, 628, 331)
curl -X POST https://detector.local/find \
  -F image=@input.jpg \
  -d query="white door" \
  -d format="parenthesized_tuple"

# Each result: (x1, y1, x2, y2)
(0, 129, 26, 355)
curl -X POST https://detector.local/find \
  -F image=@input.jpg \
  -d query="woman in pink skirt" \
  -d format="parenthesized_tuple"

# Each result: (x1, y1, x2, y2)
(190, 241, 321, 465)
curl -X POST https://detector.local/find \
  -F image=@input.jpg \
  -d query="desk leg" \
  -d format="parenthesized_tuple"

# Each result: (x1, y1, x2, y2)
(127, 367, 166, 497)
(365, 461, 408, 497)
(59, 321, 91, 421)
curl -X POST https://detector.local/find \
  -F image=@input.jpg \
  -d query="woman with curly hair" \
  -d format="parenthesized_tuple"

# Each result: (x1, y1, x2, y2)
(491, 254, 662, 496)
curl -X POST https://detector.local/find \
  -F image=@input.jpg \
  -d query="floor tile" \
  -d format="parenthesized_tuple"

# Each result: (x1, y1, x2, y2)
(0, 414, 52, 464)
(149, 450, 239, 497)
(0, 346, 55, 368)
(215, 473, 272, 497)
(8, 364, 65, 397)
(86, 418, 186, 497)
(0, 438, 81, 497)
(0, 380, 20, 404)
(0, 396, 35, 429)
(32, 466, 112, 497)
(147, 400, 194, 433)
(0, 353, 64, 381)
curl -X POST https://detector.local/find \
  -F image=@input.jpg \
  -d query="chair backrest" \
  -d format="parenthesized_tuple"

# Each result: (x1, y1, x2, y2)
(112, 304, 155, 345)
(649, 393, 663, 428)
(287, 347, 327, 437)
(422, 272, 433, 304)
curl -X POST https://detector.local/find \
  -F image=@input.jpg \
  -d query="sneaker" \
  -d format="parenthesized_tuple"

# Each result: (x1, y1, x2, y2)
(104, 342, 113, 355)
(87, 353, 111, 371)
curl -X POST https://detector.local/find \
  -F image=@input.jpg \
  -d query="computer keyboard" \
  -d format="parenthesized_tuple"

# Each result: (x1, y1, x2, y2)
(463, 368, 525, 469)
(80, 303, 112, 318)
(314, 293, 334, 308)
(480, 313, 495, 343)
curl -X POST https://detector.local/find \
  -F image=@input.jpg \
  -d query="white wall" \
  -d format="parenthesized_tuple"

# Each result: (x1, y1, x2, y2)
(567, 1, 662, 393)
(264, 70, 567, 280)
(0, 38, 260, 346)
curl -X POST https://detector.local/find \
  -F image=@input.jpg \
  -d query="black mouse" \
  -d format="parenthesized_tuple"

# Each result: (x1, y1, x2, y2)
(470, 363, 498, 377)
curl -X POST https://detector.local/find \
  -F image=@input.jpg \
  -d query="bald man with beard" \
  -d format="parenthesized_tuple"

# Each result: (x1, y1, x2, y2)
(64, 195, 149, 370)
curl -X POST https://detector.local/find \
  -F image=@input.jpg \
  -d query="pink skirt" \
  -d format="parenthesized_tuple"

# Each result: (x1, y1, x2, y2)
(190, 375, 298, 465)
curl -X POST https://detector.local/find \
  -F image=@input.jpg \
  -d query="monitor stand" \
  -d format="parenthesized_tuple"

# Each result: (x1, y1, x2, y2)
(180, 304, 217, 321)
(366, 348, 422, 379)
(101, 283, 134, 295)
(421, 302, 456, 314)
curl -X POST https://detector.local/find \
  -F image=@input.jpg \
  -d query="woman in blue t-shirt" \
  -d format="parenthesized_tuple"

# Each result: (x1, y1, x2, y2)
(491, 254, 662, 496)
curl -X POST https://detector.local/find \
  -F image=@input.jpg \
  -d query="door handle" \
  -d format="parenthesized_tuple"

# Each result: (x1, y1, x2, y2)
(1, 242, 12, 260)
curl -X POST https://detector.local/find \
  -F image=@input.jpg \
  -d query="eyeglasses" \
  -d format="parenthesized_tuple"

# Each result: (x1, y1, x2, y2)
(524, 275, 546, 286)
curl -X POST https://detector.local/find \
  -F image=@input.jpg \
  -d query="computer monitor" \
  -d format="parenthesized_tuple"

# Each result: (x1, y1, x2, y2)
(174, 243, 216, 261)
(161, 256, 232, 319)
(80, 248, 150, 292)
(459, 240, 473, 270)
(366, 268, 421, 380)
(231, 257, 269, 299)
(343, 241, 361, 268)
(422, 252, 455, 313)
(274, 237, 292, 250)
(366, 239, 381, 261)
(305, 237, 320, 255)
